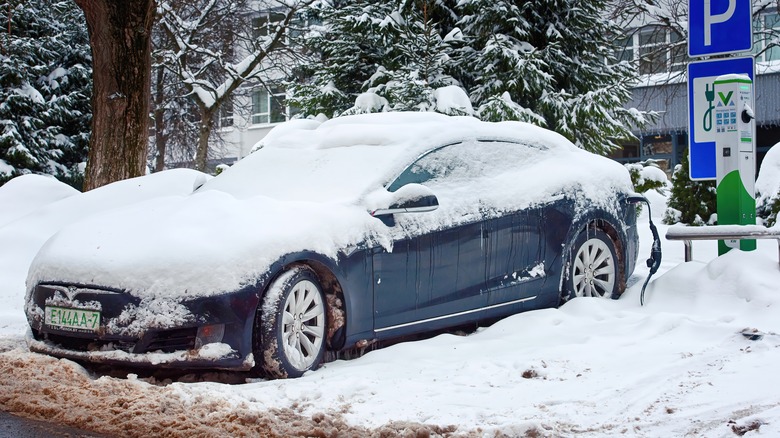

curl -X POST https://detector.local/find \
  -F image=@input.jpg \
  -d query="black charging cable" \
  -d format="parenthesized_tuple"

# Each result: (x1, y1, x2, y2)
(627, 195, 662, 305)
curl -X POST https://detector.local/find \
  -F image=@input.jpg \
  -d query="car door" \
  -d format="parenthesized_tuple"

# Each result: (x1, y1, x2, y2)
(484, 208, 547, 309)
(372, 225, 485, 331)
(372, 141, 489, 334)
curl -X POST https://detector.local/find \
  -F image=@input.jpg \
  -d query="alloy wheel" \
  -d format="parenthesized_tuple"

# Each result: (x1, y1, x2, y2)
(572, 237, 616, 298)
(281, 279, 326, 371)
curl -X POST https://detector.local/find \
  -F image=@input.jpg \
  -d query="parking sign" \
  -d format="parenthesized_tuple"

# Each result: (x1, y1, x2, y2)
(687, 56, 755, 180)
(688, 0, 752, 57)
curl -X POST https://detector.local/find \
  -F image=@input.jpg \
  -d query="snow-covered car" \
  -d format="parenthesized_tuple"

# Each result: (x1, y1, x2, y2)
(25, 113, 640, 378)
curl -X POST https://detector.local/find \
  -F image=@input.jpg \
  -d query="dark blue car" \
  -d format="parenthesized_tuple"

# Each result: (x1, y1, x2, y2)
(25, 113, 640, 378)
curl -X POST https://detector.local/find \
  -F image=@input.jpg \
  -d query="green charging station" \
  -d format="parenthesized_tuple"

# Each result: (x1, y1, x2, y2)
(711, 74, 756, 254)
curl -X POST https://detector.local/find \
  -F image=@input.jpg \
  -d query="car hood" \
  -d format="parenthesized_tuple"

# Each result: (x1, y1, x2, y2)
(27, 190, 387, 300)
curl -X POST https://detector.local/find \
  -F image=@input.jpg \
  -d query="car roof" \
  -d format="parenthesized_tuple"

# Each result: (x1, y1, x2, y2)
(256, 112, 577, 156)
(200, 113, 582, 203)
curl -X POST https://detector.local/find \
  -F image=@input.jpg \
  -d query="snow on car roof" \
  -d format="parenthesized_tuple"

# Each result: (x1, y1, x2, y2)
(202, 112, 579, 203)
(257, 112, 574, 152)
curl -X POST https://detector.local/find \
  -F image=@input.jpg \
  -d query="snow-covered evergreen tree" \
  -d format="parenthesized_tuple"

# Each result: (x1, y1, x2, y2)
(663, 151, 716, 225)
(458, 0, 646, 154)
(287, 1, 387, 117)
(0, 0, 91, 187)
(291, 0, 651, 155)
(288, 0, 463, 117)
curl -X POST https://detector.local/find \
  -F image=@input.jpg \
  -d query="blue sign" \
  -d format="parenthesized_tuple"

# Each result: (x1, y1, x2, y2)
(688, 56, 754, 180)
(689, 0, 752, 57)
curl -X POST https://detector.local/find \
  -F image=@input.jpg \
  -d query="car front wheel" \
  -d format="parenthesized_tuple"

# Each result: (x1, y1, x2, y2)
(258, 266, 327, 379)
(567, 228, 619, 300)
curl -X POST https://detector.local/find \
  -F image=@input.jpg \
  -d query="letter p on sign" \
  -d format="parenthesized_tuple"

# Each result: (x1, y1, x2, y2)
(704, 0, 736, 45)
(688, 0, 752, 57)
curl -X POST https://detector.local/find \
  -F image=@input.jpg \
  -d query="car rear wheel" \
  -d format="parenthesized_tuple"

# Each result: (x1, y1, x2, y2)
(258, 266, 327, 379)
(567, 228, 619, 300)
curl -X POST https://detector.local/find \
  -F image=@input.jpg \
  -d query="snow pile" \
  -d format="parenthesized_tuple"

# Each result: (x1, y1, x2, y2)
(433, 85, 474, 116)
(755, 142, 780, 227)
(0, 348, 458, 437)
(0, 175, 78, 227)
(638, 164, 668, 186)
(352, 92, 389, 113)
(756, 141, 780, 209)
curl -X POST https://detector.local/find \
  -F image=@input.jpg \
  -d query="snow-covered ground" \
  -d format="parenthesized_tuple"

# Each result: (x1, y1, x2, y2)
(1, 175, 779, 437)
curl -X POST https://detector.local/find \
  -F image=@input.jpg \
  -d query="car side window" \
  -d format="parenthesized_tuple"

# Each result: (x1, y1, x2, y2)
(388, 144, 467, 191)
(387, 140, 543, 192)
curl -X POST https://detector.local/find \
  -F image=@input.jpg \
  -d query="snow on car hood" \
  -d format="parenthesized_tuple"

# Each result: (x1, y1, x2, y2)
(27, 189, 388, 300)
(26, 113, 634, 300)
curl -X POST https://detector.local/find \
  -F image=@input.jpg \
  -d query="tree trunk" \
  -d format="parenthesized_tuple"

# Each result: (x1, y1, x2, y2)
(194, 106, 214, 172)
(76, 0, 155, 191)
(153, 65, 167, 172)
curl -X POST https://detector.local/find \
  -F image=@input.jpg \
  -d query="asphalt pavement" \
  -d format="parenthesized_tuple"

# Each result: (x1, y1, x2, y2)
(0, 411, 107, 438)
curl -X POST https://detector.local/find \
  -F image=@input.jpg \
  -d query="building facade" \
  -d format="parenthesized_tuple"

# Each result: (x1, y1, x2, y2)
(612, 9, 780, 175)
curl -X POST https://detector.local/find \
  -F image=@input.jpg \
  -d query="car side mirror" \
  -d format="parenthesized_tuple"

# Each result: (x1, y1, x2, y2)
(371, 184, 439, 217)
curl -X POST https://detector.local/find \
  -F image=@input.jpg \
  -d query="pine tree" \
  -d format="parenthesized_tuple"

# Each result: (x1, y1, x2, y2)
(288, 0, 462, 117)
(0, 0, 91, 188)
(663, 151, 717, 226)
(291, 0, 651, 155)
(457, 0, 647, 154)
(365, 0, 461, 113)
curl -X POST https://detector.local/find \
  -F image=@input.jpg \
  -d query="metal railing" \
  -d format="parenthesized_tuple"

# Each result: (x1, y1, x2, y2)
(665, 224, 780, 267)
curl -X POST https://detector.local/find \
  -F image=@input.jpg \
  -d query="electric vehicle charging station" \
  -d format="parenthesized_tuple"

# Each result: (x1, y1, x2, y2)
(687, 0, 757, 258)
(711, 74, 757, 254)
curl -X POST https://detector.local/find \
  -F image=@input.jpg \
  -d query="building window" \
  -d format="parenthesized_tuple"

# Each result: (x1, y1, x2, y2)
(616, 28, 691, 74)
(638, 28, 666, 75)
(253, 12, 286, 49)
(669, 31, 685, 72)
(614, 36, 634, 63)
(753, 12, 780, 62)
(218, 103, 234, 128)
(251, 86, 287, 125)
(642, 135, 673, 156)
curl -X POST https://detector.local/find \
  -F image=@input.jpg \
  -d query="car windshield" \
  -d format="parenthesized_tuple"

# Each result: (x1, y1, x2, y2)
(198, 144, 411, 203)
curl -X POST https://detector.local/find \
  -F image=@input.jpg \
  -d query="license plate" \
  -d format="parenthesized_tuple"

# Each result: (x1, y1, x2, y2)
(45, 306, 101, 332)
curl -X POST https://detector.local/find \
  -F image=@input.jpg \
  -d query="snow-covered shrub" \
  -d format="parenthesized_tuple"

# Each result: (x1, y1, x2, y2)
(756, 143, 780, 227)
(341, 92, 389, 116)
(625, 161, 668, 194)
(663, 152, 716, 225)
(433, 86, 473, 116)
(215, 164, 230, 176)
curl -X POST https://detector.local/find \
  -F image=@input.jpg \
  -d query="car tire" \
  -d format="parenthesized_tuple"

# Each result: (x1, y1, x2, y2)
(564, 228, 620, 300)
(258, 266, 327, 379)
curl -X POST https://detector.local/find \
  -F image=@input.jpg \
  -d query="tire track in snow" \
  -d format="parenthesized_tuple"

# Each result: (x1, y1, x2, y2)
(0, 347, 475, 437)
